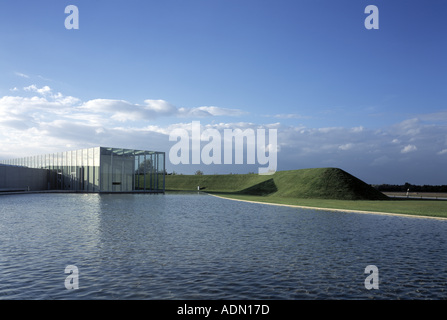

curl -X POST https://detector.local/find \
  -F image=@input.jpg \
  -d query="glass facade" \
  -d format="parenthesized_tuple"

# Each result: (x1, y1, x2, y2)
(0, 147, 165, 193)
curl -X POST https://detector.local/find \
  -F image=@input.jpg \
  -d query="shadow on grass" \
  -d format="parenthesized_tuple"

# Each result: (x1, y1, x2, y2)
(202, 178, 278, 197)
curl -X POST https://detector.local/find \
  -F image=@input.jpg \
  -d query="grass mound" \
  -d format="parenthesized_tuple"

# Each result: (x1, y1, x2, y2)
(165, 168, 388, 200)
(237, 178, 278, 196)
(271, 168, 387, 200)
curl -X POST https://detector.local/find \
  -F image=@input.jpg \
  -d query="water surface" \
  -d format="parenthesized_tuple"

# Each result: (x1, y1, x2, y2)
(0, 193, 446, 299)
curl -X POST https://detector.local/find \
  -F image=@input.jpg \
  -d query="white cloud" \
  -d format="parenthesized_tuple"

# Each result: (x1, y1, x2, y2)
(179, 106, 246, 118)
(394, 118, 421, 136)
(81, 99, 149, 122)
(2, 86, 447, 183)
(271, 113, 308, 119)
(338, 143, 354, 151)
(24, 84, 52, 95)
(80, 99, 244, 121)
(82, 99, 133, 112)
(144, 99, 177, 114)
(317, 127, 342, 134)
(0, 87, 252, 159)
(401, 144, 417, 154)
(15, 72, 30, 78)
(351, 126, 364, 133)
(418, 111, 447, 122)
(0, 95, 78, 118)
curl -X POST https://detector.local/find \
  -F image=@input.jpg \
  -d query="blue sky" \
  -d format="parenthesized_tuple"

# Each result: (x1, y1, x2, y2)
(0, 0, 446, 184)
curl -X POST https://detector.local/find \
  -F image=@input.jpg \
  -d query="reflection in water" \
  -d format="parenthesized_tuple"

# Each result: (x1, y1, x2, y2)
(0, 193, 446, 299)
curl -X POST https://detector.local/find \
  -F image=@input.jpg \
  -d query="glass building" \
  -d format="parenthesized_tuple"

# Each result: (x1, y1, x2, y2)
(0, 147, 165, 193)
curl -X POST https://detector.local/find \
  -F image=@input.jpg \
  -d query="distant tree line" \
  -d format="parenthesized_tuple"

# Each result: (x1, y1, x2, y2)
(167, 170, 203, 175)
(373, 183, 447, 193)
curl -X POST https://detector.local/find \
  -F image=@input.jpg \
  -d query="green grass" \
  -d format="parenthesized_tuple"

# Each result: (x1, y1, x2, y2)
(166, 172, 272, 193)
(165, 168, 447, 219)
(209, 194, 447, 219)
(166, 168, 387, 200)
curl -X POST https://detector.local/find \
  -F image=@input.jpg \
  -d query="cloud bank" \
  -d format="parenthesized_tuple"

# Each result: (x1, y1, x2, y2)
(1, 85, 446, 184)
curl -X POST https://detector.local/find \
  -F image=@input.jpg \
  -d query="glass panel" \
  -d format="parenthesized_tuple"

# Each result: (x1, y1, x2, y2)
(76, 149, 81, 191)
(100, 148, 111, 192)
(82, 148, 88, 191)
(94, 147, 100, 192)
(70, 150, 75, 191)
(1, 148, 165, 192)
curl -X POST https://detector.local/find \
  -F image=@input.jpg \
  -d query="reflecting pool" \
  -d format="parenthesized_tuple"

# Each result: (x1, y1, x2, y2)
(0, 193, 446, 299)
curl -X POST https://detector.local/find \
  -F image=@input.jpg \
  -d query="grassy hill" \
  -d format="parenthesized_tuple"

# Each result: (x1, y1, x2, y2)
(165, 168, 388, 200)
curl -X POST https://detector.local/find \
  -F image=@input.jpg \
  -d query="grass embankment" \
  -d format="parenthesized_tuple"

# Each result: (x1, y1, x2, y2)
(166, 168, 447, 219)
